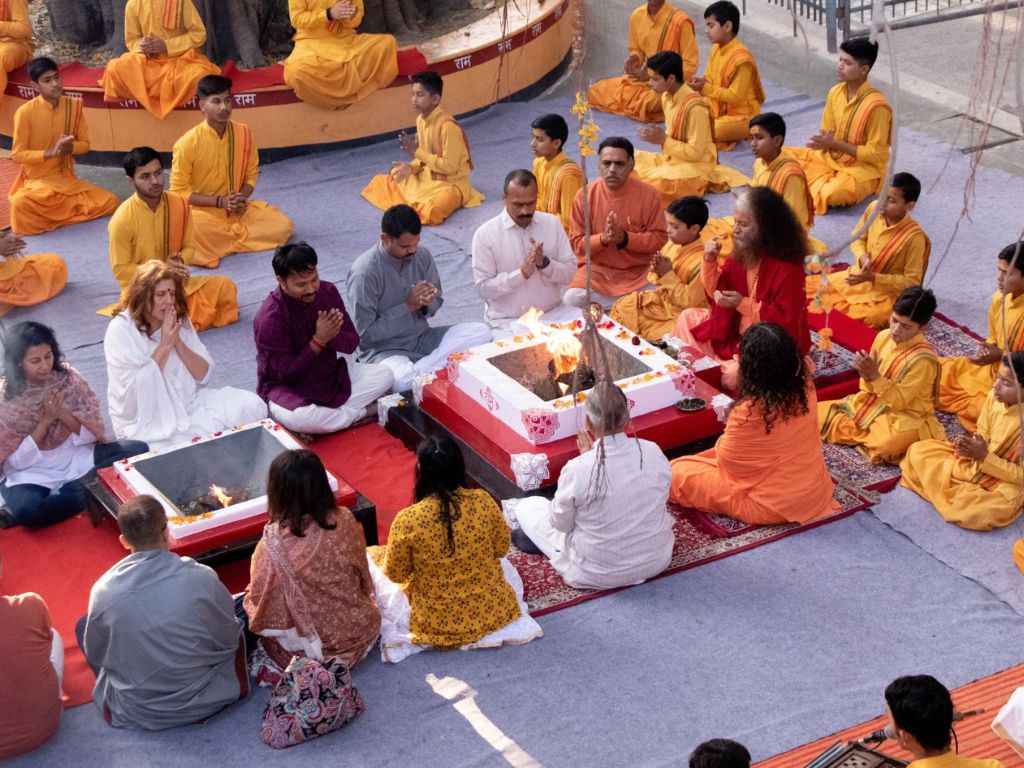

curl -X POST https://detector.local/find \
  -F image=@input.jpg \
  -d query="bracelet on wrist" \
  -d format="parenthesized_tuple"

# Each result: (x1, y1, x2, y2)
(216, 195, 223, 209)
(310, 336, 325, 351)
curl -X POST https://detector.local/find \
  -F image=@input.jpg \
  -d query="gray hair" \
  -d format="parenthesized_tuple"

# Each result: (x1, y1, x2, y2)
(585, 381, 630, 434)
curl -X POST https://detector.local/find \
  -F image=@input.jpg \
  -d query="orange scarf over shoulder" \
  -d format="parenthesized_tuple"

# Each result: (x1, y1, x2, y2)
(833, 86, 891, 166)
(162, 0, 184, 30)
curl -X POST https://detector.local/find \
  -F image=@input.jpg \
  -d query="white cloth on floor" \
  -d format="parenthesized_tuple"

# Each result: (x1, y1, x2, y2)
(514, 433, 674, 589)
(380, 322, 493, 391)
(366, 555, 543, 664)
(104, 312, 267, 450)
(268, 361, 393, 434)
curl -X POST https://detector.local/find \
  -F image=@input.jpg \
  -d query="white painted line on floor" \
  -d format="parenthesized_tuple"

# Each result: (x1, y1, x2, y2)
(426, 673, 544, 767)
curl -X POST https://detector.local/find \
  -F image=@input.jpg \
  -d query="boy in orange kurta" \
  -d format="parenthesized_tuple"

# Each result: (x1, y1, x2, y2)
(588, 0, 699, 123)
(565, 137, 667, 310)
(671, 322, 839, 525)
(9, 58, 119, 236)
(100, 0, 220, 120)
(0, 0, 33, 103)
(530, 113, 583, 234)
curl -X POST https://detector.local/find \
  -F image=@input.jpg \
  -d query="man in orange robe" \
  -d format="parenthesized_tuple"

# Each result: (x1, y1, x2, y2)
(565, 137, 667, 310)
(0, 0, 33, 103)
(100, 0, 220, 120)
(9, 58, 119, 236)
(588, 0, 699, 123)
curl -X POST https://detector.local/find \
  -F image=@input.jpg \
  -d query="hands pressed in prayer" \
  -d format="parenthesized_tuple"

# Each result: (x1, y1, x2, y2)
(520, 238, 545, 277)
(969, 342, 1003, 366)
(576, 428, 594, 454)
(224, 191, 248, 214)
(405, 281, 437, 312)
(158, 307, 182, 349)
(623, 53, 643, 78)
(41, 388, 63, 424)
(953, 432, 988, 462)
(714, 290, 742, 309)
(845, 263, 875, 285)
(315, 308, 344, 344)
(687, 75, 706, 92)
(600, 211, 626, 247)
(703, 237, 722, 262)
(330, 0, 357, 19)
(138, 35, 167, 57)
(398, 130, 418, 157)
(651, 254, 672, 278)
(0, 231, 26, 259)
(853, 348, 881, 381)
(637, 124, 667, 147)
(45, 134, 74, 159)
(807, 129, 837, 151)
(392, 161, 413, 183)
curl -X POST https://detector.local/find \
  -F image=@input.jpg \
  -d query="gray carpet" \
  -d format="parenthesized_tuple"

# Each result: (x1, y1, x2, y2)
(4, 66, 1024, 767)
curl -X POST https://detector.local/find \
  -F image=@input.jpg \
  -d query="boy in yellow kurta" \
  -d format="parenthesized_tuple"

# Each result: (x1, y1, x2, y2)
(787, 38, 891, 214)
(170, 75, 294, 268)
(361, 70, 483, 226)
(901, 353, 1024, 530)
(806, 172, 930, 329)
(633, 52, 749, 207)
(588, 0, 699, 123)
(610, 195, 708, 340)
(9, 58, 119, 236)
(0, 231, 66, 316)
(819, 286, 944, 464)
(938, 243, 1024, 430)
(284, 0, 398, 110)
(100, 0, 220, 120)
(0, 0, 33, 103)
(688, 1, 764, 149)
(530, 113, 583, 234)
(104, 146, 237, 331)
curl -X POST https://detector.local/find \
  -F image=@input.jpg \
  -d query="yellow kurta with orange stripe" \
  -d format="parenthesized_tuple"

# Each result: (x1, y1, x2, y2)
(100, 0, 220, 120)
(633, 86, 750, 206)
(533, 151, 583, 234)
(818, 329, 944, 463)
(938, 290, 1024, 429)
(610, 238, 706, 339)
(102, 192, 238, 330)
(0, 0, 33, 101)
(170, 119, 294, 267)
(901, 390, 1024, 530)
(788, 80, 892, 214)
(9, 95, 119, 235)
(807, 201, 930, 329)
(587, 2, 699, 123)
(284, 0, 398, 109)
(699, 37, 764, 148)
(361, 107, 484, 226)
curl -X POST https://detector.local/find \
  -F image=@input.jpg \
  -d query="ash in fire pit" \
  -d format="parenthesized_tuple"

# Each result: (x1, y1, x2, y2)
(180, 484, 257, 516)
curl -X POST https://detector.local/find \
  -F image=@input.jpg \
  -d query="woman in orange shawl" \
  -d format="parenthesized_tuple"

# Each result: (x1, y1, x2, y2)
(670, 321, 839, 525)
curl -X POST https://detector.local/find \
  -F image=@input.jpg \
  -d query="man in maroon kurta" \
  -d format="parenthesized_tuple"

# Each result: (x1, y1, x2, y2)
(253, 242, 393, 435)
(566, 137, 668, 309)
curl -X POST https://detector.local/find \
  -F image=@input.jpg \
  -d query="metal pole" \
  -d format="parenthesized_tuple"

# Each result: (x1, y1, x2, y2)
(826, 0, 838, 51)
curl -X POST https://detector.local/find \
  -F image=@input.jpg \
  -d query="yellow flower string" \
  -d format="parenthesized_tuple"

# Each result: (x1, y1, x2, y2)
(572, 92, 599, 157)
(807, 253, 835, 350)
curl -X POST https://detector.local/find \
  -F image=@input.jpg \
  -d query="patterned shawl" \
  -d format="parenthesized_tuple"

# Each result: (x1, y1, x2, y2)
(0, 364, 106, 463)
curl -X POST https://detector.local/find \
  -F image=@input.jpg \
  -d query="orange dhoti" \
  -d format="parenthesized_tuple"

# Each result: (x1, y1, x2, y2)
(0, 253, 67, 315)
(9, 176, 119, 236)
(713, 116, 754, 145)
(189, 202, 294, 267)
(587, 76, 664, 123)
(818, 402, 919, 465)
(101, 50, 220, 120)
(673, 307, 740, 390)
(284, 34, 398, 110)
(804, 271, 893, 329)
(785, 147, 878, 215)
(361, 172, 464, 228)
(935, 356, 993, 431)
(0, 42, 31, 104)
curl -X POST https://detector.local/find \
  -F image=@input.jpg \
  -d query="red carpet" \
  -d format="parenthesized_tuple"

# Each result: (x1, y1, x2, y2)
(757, 663, 1024, 767)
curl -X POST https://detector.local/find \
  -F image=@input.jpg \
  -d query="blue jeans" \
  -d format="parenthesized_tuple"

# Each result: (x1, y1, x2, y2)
(3, 440, 149, 528)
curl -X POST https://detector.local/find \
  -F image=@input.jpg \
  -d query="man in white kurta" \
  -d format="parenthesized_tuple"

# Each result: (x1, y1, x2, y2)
(80, 496, 246, 729)
(104, 311, 267, 450)
(471, 170, 579, 337)
(514, 385, 674, 589)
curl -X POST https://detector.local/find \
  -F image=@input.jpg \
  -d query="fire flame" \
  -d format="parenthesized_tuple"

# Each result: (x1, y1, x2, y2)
(518, 308, 582, 377)
(209, 484, 233, 508)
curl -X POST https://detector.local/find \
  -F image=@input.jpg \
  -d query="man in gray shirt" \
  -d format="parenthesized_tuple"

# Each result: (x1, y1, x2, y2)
(80, 496, 247, 729)
(347, 204, 491, 391)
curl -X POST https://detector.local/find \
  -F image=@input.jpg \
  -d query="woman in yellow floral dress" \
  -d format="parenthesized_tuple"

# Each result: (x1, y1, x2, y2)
(370, 435, 542, 663)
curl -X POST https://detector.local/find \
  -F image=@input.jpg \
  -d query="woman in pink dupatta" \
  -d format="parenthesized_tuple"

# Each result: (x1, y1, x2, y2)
(244, 449, 380, 682)
(0, 322, 148, 528)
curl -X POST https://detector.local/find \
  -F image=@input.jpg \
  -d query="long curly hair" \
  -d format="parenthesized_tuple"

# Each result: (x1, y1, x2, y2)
(736, 322, 809, 433)
(2, 321, 66, 399)
(737, 187, 808, 264)
(414, 434, 465, 555)
(115, 260, 189, 338)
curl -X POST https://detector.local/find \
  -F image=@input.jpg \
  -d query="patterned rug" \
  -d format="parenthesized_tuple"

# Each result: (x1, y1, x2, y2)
(511, 484, 872, 616)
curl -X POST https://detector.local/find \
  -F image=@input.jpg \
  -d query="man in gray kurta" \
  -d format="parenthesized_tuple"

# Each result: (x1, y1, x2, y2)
(81, 496, 246, 730)
(346, 204, 491, 391)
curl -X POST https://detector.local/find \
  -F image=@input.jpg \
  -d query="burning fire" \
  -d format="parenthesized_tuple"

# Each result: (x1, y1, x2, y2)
(518, 308, 582, 382)
(209, 484, 233, 508)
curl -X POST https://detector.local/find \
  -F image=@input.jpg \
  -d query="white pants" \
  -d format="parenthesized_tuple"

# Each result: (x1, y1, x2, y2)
(514, 497, 567, 560)
(269, 362, 394, 434)
(51, 628, 64, 691)
(381, 322, 493, 391)
(490, 304, 582, 340)
(564, 285, 657, 311)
